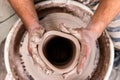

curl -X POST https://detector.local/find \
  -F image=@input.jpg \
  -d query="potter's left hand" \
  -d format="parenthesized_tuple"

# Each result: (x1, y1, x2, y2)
(28, 25, 45, 62)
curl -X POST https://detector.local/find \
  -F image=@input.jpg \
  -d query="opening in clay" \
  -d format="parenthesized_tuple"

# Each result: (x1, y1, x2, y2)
(43, 36, 76, 68)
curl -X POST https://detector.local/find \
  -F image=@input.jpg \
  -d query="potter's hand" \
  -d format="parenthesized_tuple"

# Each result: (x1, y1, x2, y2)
(59, 24, 98, 74)
(28, 25, 50, 71)
(28, 25, 45, 59)
(75, 29, 98, 74)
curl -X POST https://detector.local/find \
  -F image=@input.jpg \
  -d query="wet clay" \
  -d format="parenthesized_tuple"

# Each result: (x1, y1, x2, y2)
(5, 1, 112, 80)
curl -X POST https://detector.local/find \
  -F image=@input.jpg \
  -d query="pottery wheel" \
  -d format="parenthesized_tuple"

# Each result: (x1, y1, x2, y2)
(4, 1, 113, 80)
(18, 13, 99, 80)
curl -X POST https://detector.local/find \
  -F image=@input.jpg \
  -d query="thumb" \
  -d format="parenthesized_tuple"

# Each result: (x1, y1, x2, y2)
(59, 23, 83, 39)
(77, 40, 91, 74)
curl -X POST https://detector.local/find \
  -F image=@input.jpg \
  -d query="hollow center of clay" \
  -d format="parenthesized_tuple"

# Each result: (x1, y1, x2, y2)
(43, 36, 75, 67)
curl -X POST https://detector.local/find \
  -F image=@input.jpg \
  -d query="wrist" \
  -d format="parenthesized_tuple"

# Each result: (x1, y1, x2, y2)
(86, 21, 106, 38)
(27, 22, 43, 33)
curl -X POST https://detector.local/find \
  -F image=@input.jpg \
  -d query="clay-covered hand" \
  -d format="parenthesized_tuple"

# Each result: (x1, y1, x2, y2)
(28, 25, 45, 61)
(75, 29, 98, 74)
(59, 23, 98, 74)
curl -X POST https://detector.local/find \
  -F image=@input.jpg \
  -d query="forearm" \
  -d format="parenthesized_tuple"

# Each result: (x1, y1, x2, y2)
(87, 0, 120, 37)
(8, 0, 41, 32)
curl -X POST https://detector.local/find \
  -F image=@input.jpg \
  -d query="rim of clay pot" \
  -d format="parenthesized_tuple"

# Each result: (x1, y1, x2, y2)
(38, 31, 80, 74)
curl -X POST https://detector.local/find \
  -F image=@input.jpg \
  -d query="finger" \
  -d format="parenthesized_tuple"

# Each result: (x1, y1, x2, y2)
(30, 30, 44, 45)
(28, 40, 38, 57)
(59, 23, 71, 33)
(28, 39, 46, 70)
(38, 27, 45, 37)
(59, 23, 83, 40)
(77, 41, 91, 74)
